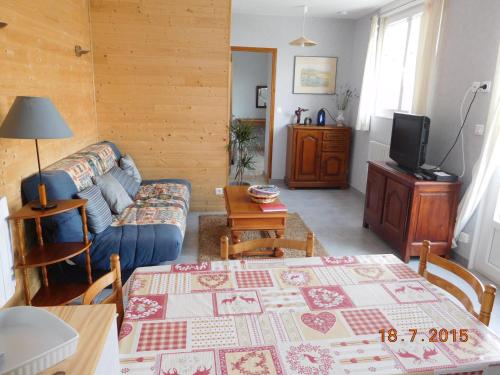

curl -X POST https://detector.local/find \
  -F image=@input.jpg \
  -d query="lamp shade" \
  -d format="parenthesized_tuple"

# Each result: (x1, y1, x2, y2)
(0, 96, 73, 139)
(289, 36, 318, 47)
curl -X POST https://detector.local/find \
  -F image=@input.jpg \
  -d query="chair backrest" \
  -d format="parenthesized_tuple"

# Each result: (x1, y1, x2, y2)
(83, 253, 124, 329)
(220, 232, 315, 260)
(418, 240, 496, 326)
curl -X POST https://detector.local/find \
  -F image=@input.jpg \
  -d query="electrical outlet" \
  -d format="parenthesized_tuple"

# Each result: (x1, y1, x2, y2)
(471, 81, 491, 92)
(458, 232, 470, 243)
(215, 187, 224, 196)
(474, 124, 485, 136)
(480, 81, 491, 92)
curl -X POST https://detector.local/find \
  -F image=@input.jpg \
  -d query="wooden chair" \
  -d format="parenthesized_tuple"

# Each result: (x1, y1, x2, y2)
(83, 254, 124, 329)
(418, 240, 496, 326)
(220, 232, 314, 260)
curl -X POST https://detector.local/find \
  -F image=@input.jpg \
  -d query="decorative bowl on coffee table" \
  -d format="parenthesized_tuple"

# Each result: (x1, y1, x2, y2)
(247, 185, 280, 204)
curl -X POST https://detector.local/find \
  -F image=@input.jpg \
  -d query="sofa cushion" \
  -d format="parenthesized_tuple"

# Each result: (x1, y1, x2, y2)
(112, 181, 190, 232)
(109, 165, 140, 198)
(46, 142, 118, 191)
(72, 179, 191, 271)
(77, 185, 113, 234)
(120, 154, 142, 183)
(93, 173, 133, 214)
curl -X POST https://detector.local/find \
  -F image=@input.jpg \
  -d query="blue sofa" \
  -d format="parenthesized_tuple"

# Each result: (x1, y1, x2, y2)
(22, 141, 190, 275)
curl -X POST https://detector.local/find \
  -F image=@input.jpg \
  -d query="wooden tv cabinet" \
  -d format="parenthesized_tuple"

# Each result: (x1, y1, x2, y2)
(363, 161, 461, 262)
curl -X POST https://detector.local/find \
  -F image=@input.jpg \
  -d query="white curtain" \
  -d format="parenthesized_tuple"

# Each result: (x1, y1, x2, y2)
(454, 44, 500, 240)
(412, 0, 446, 114)
(355, 15, 379, 131)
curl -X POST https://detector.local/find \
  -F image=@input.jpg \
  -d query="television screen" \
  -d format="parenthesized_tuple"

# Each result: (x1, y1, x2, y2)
(389, 113, 430, 171)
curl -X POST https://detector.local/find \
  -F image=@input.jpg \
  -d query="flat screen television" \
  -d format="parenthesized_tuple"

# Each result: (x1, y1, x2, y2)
(389, 113, 430, 171)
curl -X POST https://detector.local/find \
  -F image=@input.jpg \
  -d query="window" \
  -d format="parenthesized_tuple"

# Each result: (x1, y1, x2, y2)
(375, 7, 423, 117)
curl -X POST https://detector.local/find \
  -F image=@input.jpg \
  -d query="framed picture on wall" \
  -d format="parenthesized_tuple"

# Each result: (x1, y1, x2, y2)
(256, 85, 268, 108)
(293, 56, 337, 94)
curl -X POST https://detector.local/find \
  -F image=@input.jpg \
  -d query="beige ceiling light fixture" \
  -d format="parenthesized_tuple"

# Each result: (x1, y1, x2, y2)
(289, 5, 317, 47)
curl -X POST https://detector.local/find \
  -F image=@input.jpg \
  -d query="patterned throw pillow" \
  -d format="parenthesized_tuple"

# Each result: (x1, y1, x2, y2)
(119, 154, 142, 184)
(77, 185, 113, 234)
(109, 165, 140, 198)
(93, 173, 134, 214)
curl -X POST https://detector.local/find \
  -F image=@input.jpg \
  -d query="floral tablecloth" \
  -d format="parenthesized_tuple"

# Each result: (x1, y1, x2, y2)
(119, 254, 500, 374)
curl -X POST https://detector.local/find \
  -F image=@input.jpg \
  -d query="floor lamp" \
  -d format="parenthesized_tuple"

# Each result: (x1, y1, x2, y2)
(0, 96, 73, 210)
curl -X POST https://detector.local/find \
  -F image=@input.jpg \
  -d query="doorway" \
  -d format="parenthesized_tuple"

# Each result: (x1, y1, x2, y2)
(230, 46, 277, 183)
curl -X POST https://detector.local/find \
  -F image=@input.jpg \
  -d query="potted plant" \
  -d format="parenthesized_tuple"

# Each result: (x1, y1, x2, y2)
(228, 118, 257, 185)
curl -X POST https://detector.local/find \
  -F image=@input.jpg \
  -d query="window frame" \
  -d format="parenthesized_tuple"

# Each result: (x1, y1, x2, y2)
(374, 5, 424, 119)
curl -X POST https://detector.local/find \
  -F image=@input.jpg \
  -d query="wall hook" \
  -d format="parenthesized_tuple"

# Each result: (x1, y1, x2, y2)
(0, 22, 7, 28)
(75, 45, 90, 57)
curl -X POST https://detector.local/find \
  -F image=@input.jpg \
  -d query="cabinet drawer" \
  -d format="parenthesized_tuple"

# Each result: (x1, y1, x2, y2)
(323, 131, 348, 141)
(322, 141, 346, 152)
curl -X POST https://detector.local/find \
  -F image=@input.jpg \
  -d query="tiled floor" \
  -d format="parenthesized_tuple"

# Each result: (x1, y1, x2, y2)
(171, 180, 500, 335)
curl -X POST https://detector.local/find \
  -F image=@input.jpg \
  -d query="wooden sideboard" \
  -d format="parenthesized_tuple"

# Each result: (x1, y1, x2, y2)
(363, 161, 461, 262)
(285, 125, 351, 188)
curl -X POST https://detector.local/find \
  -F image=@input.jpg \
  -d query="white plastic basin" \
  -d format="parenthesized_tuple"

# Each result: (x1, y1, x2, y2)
(0, 306, 79, 375)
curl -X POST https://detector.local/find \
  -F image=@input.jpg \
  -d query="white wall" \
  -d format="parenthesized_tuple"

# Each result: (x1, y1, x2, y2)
(232, 51, 269, 119)
(426, 0, 500, 261)
(427, 0, 499, 189)
(231, 14, 356, 179)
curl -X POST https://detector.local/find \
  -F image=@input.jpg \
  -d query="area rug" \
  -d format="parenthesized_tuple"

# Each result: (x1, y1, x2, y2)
(198, 213, 328, 261)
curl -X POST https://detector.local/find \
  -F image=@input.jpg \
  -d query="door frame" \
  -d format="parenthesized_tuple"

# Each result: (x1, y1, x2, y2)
(230, 46, 277, 179)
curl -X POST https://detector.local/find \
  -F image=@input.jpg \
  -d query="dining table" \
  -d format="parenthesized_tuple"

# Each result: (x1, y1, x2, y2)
(118, 254, 500, 374)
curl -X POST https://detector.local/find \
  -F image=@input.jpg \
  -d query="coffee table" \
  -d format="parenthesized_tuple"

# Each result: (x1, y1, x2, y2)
(223, 186, 287, 258)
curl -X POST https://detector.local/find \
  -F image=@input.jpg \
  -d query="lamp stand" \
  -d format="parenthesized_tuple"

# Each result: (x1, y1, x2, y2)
(31, 139, 57, 211)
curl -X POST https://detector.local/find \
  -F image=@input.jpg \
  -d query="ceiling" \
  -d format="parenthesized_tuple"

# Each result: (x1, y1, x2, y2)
(232, 0, 394, 19)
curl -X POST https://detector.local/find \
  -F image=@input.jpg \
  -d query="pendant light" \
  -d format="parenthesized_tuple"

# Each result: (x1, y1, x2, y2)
(289, 5, 318, 47)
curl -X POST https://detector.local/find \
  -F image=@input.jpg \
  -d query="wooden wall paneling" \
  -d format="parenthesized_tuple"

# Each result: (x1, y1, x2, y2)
(90, 0, 232, 211)
(0, 0, 99, 306)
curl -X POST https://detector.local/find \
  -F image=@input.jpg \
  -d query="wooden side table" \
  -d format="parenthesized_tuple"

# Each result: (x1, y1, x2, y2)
(9, 199, 93, 306)
(224, 186, 287, 258)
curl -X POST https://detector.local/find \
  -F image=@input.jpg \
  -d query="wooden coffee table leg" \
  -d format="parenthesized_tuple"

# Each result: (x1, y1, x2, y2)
(274, 229, 285, 257)
(230, 230, 242, 259)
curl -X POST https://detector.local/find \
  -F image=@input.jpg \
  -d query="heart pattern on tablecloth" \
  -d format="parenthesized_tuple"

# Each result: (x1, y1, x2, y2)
(353, 266, 384, 280)
(301, 312, 336, 333)
(197, 273, 229, 289)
